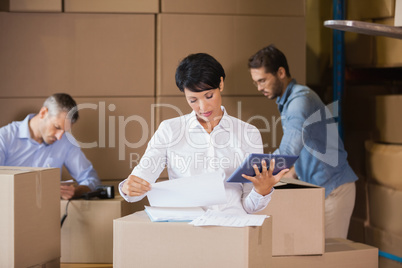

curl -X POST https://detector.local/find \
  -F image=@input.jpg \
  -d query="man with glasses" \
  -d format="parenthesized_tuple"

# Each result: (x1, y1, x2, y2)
(248, 44, 357, 239)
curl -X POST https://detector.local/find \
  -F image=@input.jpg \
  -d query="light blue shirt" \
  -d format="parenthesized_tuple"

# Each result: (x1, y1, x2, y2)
(0, 114, 100, 191)
(275, 79, 357, 198)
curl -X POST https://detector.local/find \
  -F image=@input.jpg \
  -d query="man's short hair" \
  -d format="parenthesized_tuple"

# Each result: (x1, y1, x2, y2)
(43, 93, 79, 123)
(175, 53, 226, 92)
(248, 44, 291, 77)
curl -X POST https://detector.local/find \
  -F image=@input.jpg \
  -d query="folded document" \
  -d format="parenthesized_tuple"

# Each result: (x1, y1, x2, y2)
(144, 206, 205, 222)
(146, 172, 227, 207)
(190, 210, 269, 227)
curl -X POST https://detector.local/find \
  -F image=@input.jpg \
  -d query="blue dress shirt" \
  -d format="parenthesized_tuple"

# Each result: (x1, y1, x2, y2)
(275, 80, 357, 198)
(0, 114, 100, 190)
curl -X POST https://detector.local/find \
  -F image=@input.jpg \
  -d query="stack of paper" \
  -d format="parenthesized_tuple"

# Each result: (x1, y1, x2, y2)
(189, 210, 269, 227)
(144, 173, 226, 222)
(146, 174, 227, 207)
(144, 206, 205, 222)
(144, 172, 269, 226)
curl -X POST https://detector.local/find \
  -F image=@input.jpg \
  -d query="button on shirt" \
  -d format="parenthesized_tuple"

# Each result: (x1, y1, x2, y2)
(0, 114, 101, 191)
(275, 80, 357, 197)
(119, 107, 273, 214)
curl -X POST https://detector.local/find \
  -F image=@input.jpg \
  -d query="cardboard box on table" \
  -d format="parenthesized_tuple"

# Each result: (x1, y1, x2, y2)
(255, 177, 325, 256)
(61, 196, 149, 263)
(272, 238, 378, 268)
(113, 211, 272, 268)
(0, 167, 61, 268)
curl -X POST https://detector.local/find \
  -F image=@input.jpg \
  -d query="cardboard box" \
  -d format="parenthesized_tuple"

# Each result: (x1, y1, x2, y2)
(272, 238, 378, 268)
(373, 18, 402, 67)
(346, 0, 395, 20)
(113, 211, 272, 268)
(365, 225, 402, 262)
(255, 177, 325, 256)
(61, 196, 148, 263)
(368, 183, 402, 236)
(379, 256, 402, 268)
(0, 167, 61, 268)
(375, 95, 402, 144)
(0, 12, 155, 97)
(160, 0, 305, 16)
(396, 0, 402, 26)
(344, 19, 402, 67)
(345, 29, 374, 67)
(365, 141, 402, 191)
(0, 0, 61, 12)
(157, 14, 306, 96)
(64, 0, 159, 13)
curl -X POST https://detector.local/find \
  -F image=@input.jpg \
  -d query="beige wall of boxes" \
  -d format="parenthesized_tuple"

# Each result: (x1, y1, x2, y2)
(2, 0, 398, 267)
(341, 1, 402, 268)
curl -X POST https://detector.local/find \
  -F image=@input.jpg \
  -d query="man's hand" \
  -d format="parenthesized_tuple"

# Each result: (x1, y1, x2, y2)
(60, 184, 91, 200)
(241, 159, 289, 196)
(60, 184, 75, 200)
(122, 175, 151, 197)
(283, 166, 298, 179)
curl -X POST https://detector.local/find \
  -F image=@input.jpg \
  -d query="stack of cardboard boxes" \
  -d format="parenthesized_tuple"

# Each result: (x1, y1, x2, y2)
(0, 0, 306, 265)
(365, 95, 402, 268)
(342, 1, 402, 267)
(114, 177, 379, 267)
(0, 0, 384, 266)
(345, 0, 402, 67)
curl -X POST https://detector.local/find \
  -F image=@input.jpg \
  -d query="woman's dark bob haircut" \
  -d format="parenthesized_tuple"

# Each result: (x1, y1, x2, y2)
(175, 53, 226, 92)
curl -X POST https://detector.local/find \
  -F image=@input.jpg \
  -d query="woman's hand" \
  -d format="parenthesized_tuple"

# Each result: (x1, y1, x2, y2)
(122, 175, 151, 197)
(241, 159, 289, 196)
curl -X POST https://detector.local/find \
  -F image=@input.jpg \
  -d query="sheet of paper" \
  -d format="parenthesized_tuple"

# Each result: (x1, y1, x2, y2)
(189, 210, 269, 227)
(147, 172, 227, 207)
(144, 206, 205, 222)
(61, 179, 74, 185)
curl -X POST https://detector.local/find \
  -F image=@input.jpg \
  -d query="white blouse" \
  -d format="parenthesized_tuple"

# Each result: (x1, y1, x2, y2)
(119, 107, 273, 214)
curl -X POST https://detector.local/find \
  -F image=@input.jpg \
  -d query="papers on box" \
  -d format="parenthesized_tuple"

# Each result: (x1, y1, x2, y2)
(144, 206, 205, 222)
(190, 210, 269, 227)
(146, 171, 227, 207)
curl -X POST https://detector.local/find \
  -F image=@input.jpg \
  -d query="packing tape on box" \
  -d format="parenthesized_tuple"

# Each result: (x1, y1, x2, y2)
(379, 250, 402, 263)
(0, 168, 44, 208)
(35, 172, 42, 209)
(258, 226, 263, 245)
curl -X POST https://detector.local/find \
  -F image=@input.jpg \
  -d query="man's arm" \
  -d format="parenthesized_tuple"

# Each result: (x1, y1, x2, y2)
(0, 125, 10, 165)
(62, 135, 101, 198)
(275, 96, 313, 156)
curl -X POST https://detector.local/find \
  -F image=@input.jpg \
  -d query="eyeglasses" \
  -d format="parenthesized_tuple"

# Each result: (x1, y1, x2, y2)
(253, 79, 267, 88)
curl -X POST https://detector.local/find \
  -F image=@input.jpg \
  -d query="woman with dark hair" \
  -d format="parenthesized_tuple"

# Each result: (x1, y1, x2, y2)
(119, 53, 287, 214)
